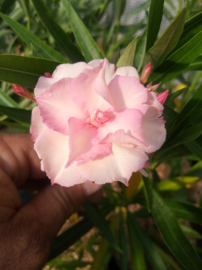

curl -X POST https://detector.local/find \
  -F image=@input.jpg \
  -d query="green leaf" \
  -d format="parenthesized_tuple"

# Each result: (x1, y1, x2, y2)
(83, 202, 120, 251)
(157, 247, 182, 270)
(127, 212, 167, 270)
(119, 212, 127, 270)
(144, 7, 186, 69)
(155, 179, 184, 192)
(149, 31, 202, 84)
(152, 190, 202, 269)
(165, 123, 202, 149)
(146, 0, 164, 51)
(0, 13, 67, 63)
(155, 176, 199, 192)
(165, 199, 202, 224)
(116, 36, 138, 67)
(31, 0, 84, 63)
(167, 89, 184, 102)
(152, 145, 191, 168)
(185, 161, 202, 177)
(167, 83, 202, 140)
(142, 175, 153, 212)
(176, 11, 202, 51)
(127, 213, 147, 270)
(0, 89, 20, 108)
(0, 105, 31, 124)
(0, 0, 15, 14)
(61, 0, 102, 62)
(134, 30, 147, 72)
(0, 120, 29, 131)
(0, 55, 59, 88)
(180, 224, 202, 239)
(186, 56, 202, 71)
(90, 214, 119, 270)
(49, 205, 113, 261)
(185, 138, 202, 160)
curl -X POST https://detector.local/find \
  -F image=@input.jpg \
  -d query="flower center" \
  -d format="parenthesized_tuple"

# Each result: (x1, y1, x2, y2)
(86, 109, 108, 127)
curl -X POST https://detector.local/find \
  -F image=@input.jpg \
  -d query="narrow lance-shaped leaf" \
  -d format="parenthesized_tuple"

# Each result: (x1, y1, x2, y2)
(127, 212, 167, 270)
(134, 29, 147, 72)
(0, 105, 31, 124)
(0, 89, 20, 108)
(127, 213, 147, 270)
(142, 175, 153, 212)
(167, 81, 202, 140)
(116, 36, 138, 67)
(175, 11, 202, 51)
(180, 224, 202, 239)
(90, 214, 119, 270)
(185, 137, 202, 160)
(119, 211, 127, 270)
(152, 189, 202, 269)
(144, 7, 186, 69)
(0, 13, 67, 63)
(49, 204, 114, 261)
(31, 0, 84, 63)
(149, 31, 202, 84)
(165, 199, 202, 224)
(146, 0, 164, 52)
(83, 202, 120, 251)
(164, 123, 202, 150)
(0, 55, 59, 88)
(61, 0, 103, 62)
(186, 55, 202, 71)
(185, 161, 202, 177)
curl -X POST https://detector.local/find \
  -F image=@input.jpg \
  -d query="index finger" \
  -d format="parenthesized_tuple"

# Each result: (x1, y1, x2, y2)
(0, 133, 46, 187)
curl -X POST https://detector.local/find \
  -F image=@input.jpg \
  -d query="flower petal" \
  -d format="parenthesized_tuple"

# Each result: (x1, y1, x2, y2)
(115, 66, 139, 79)
(78, 144, 148, 185)
(147, 91, 164, 115)
(109, 75, 148, 113)
(67, 117, 111, 166)
(30, 106, 46, 141)
(88, 59, 116, 84)
(36, 78, 85, 135)
(92, 109, 145, 144)
(34, 77, 60, 97)
(52, 62, 92, 79)
(34, 127, 86, 187)
(142, 106, 166, 153)
(103, 129, 148, 147)
(71, 60, 114, 115)
(34, 62, 93, 97)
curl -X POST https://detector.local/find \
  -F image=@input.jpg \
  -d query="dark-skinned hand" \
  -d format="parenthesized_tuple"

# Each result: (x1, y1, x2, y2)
(0, 133, 101, 270)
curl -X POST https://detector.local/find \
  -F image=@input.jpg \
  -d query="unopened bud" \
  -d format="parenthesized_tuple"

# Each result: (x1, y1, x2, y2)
(146, 82, 153, 89)
(151, 82, 161, 91)
(140, 62, 152, 84)
(44, 72, 52, 78)
(12, 84, 36, 102)
(157, 90, 169, 104)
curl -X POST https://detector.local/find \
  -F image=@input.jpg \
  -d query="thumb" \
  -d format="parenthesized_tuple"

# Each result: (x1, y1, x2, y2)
(19, 181, 101, 242)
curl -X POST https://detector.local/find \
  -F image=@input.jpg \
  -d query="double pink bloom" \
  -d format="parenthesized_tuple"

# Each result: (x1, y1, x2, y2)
(30, 59, 166, 187)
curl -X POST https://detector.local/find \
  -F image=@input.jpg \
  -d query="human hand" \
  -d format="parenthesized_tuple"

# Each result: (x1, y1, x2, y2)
(0, 133, 101, 270)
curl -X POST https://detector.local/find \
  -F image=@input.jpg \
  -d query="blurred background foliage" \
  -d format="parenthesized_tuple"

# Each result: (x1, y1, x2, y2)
(1, 0, 202, 269)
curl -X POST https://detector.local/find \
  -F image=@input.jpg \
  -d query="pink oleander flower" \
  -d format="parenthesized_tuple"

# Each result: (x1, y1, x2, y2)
(30, 59, 166, 187)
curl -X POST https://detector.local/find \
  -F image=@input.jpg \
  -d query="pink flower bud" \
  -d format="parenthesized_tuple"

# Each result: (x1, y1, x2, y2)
(146, 82, 153, 88)
(44, 72, 52, 78)
(157, 90, 169, 104)
(151, 82, 161, 92)
(140, 62, 152, 84)
(12, 84, 36, 102)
